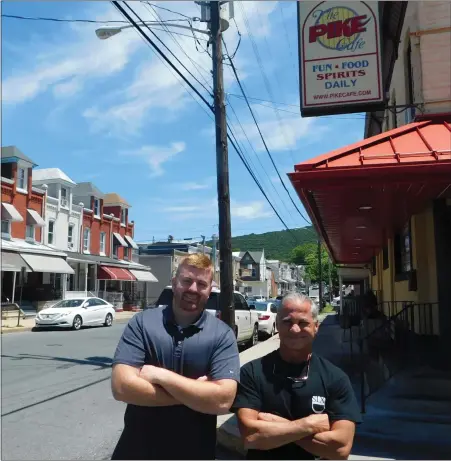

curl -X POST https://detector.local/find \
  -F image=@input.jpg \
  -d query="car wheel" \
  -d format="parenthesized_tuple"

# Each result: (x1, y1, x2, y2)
(104, 313, 113, 327)
(247, 324, 258, 347)
(234, 326, 238, 339)
(271, 324, 276, 336)
(72, 315, 82, 331)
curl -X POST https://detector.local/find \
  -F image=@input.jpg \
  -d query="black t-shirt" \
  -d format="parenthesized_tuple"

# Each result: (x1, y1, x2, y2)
(231, 350, 362, 460)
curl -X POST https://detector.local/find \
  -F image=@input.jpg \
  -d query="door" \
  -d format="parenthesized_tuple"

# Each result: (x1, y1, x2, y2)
(83, 298, 106, 324)
(234, 293, 251, 341)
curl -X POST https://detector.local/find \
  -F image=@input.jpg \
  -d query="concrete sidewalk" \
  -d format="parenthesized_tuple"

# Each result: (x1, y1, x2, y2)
(1, 310, 138, 334)
(216, 313, 394, 460)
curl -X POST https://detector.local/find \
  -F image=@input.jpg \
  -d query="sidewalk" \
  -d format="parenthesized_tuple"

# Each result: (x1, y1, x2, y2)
(216, 313, 394, 460)
(1, 310, 138, 334)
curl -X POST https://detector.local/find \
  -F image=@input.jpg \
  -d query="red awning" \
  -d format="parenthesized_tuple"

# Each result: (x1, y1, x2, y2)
(288, 119, 451, 264)
(97, 266, 136, 281)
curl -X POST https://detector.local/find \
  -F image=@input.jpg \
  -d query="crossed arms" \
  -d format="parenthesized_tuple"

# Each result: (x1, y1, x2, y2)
(112, 363, 237, 415)
(236, 408, 355, 460)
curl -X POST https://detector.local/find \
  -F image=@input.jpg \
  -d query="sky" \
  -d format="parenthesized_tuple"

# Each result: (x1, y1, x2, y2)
(2, 1, 366, 243)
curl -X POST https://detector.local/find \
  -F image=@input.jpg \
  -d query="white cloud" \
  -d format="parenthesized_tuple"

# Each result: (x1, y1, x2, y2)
(160, 198, 272, 221)
(231, 200, 272, 220)
(180, 176, 216, 191)
(121, 142, 186, 177)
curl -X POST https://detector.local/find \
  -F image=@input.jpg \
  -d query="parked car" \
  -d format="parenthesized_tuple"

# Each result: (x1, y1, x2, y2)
(331, 296, 341, 309)
(34, 297, 115, 330)
(153, 286, 259, 347)
(247, 295, 266, 302)
(249, 301, 278, 337)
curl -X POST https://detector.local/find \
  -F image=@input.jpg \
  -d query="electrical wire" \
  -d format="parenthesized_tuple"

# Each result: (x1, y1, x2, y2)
(111, 1, 310, 238)
(144, 2, 198, 21)
(143, 2, 213, 92)
(223, 39, 312, 227)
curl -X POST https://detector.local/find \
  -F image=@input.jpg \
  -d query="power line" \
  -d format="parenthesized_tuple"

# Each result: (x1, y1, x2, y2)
(112, 1, 212, 109)
(145, 2, 198, 21)
(223, 39, 312, 227)
(110, 2, 305, 239)
(143, 2, 213, 92)
(1, 13, 209, 41)
(1, 13, 185, 24)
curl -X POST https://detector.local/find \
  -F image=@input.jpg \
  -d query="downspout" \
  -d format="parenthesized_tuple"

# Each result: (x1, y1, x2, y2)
(79, 202, 84, 253)
(41, 184, 48, 244)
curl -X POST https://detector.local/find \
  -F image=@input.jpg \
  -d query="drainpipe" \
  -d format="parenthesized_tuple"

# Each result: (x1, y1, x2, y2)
(79, 203, 84, 253)
(110, 213, 115, 258)
(41, 184, 48, 245)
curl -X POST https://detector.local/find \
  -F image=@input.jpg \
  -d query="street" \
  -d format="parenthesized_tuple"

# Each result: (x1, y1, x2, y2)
(1, 322, 128, 460)
(1, 319, 261, 460)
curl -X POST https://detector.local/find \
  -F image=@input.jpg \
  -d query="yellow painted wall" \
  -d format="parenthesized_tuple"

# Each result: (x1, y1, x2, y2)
(373, 204, 440, 334)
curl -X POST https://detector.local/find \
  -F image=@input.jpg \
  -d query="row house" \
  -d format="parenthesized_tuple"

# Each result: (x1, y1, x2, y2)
(30, 173, 156, 310)
(1, 147, 75, 310)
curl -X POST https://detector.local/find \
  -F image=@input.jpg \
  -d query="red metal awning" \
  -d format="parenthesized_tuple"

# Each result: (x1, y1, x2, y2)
(97, 265, 136, 281)
(288, 119, 451, 264)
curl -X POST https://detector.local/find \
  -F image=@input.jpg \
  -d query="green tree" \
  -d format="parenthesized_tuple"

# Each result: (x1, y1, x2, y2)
(291, 243, 338, 289)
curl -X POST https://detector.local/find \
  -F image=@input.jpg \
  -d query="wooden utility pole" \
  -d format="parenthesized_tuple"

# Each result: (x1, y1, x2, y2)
(210, 1, 234, 329)
(318, 240, 323, 310)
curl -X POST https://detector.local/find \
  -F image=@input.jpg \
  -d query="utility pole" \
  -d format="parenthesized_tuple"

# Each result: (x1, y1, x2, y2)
(210, 1, 234, 330)
(318, 240, 323, 310)
(201, 235, 206, 254)
(328, 257, 333, 302)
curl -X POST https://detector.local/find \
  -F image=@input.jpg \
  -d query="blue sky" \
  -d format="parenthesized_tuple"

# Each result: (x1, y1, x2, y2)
(2, 1, 365, 243)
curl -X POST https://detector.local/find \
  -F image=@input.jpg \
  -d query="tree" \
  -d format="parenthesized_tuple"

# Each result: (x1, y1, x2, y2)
(290, 243, 316, 265)
(291, 243, 338, 289)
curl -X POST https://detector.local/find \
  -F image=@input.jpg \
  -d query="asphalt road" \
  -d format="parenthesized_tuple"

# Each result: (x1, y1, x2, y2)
(1, 322, 129, 461)
(1, 319, 261, 460)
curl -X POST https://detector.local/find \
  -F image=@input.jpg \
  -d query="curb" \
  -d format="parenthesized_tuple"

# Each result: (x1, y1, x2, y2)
(1, 314, 136, 335)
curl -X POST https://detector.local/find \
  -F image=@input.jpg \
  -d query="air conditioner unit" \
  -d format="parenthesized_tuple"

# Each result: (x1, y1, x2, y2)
(68, 242, 74, 249)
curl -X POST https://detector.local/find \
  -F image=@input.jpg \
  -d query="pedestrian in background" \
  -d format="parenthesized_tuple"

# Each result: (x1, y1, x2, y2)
(232, 292, 361, 460)
(111, 254, 240, 460)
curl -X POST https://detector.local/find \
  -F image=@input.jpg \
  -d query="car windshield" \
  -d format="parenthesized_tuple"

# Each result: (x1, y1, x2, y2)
(155, 288, 220, 310)
(52, 299, 84, 308)
(253, 302, 269, 312)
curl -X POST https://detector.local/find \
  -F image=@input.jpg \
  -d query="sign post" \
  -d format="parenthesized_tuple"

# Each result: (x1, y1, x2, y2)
(298, 1, 384, 117)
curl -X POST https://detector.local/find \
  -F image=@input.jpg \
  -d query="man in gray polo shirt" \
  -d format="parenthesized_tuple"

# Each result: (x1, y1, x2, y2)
(111, 254, 240, 460)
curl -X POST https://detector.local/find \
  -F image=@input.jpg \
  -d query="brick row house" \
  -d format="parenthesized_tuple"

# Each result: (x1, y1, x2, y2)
(1, 146, 157, 312)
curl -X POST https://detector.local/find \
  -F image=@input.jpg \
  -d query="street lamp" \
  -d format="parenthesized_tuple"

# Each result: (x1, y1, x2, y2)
(95, 22, 212, 40)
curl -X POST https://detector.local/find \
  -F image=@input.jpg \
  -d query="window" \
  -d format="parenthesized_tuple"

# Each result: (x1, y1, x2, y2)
(68, 224, 74, 246)
(26, 225, 35, 241)
(383, 244, 389, 270)
(17, 167, 26, 190)
(394, 221, 412, 277)
(61, 188, 68, 207)
(93, 198, 100, 216)
(100, 232, 106, 254)
(48, 220, 55, 245)
(83, 228, 90, 252)
(252, 269, 257, 277)
(234, 293, 249, 310)
(124, 246, 129, 259)
(1, 220, 11, 236)
(121, 208, 126, 225)
(113, 243, 118, 258)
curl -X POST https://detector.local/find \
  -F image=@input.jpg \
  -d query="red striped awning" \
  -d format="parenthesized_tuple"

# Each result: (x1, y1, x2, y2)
(97, 265, 136, 281)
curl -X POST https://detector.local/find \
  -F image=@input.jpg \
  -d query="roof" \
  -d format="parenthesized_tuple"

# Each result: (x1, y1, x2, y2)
(1, 146, 37, 166)
(103, 192, 131, 207)
(288, 119, 451, 264)
(239, 250, 264, 263)
(291, 120, 451, 179)
(32, 168, 76, 186)
(73, 182, 104, 199)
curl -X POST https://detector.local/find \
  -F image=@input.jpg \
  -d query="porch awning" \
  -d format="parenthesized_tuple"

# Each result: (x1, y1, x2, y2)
(20, 253, 75, 274)
(124, 235, 139, 250)
(130, 269, 158, 282)
(1, 251, 30, 272)
(113, 233, 128, 247)
(26, 209, 45, 227)
(1, 203, 23, 222)
(288, 119, 451, 264)
(98, 265, 136, 281)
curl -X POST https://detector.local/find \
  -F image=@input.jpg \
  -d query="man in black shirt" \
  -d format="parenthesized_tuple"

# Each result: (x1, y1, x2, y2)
(111, 254, 240, 460)
(232, 292, 362, 460)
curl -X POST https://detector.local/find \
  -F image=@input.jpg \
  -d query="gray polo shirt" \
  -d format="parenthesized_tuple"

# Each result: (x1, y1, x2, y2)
(112, 304, 240, 460)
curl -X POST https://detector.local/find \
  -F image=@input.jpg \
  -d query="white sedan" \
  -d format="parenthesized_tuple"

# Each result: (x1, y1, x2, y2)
(250, 301, 278, 337)
(35, 297, 116, 331)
